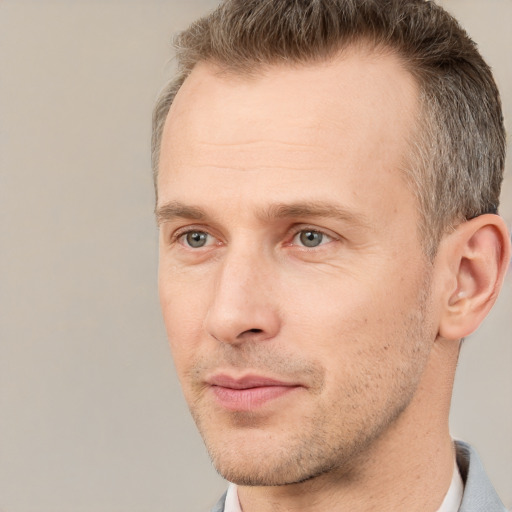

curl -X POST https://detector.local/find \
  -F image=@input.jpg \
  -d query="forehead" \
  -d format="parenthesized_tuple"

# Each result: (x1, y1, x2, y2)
(165, 49, 417, 147)
(157, 48, 419, 222)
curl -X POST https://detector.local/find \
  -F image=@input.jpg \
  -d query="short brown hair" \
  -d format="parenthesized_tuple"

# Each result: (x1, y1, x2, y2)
(152, 0, 506, 258)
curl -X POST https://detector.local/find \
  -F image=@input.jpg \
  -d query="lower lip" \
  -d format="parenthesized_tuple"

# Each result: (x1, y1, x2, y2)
(211, 385, 300, 411)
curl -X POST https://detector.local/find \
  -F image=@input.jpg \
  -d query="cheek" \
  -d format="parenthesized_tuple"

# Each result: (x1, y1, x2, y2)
(285, 271, 388, 344)
(285, 270, 427, 376)
(158, 268, 209, 371)
(159, 255, 211, 323)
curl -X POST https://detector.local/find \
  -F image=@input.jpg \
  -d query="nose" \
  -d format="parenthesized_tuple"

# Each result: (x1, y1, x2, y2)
(204, 246, 281, 345)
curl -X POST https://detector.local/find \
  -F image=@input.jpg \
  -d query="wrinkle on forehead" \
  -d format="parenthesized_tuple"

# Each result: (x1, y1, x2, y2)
(162, 47, 418, 153)
(170, 139, 340, 175)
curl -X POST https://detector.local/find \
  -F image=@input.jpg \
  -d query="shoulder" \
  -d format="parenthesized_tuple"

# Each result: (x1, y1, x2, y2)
(456, 440, 507, 512)
(210, 490, 227, 512)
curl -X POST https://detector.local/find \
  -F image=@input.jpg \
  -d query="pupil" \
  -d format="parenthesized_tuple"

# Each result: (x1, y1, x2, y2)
(300, 231, 322, 247)
(187, 232, 207, 247)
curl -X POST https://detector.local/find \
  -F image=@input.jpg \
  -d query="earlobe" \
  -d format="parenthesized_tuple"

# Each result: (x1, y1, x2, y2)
(438, 214, 511, 341)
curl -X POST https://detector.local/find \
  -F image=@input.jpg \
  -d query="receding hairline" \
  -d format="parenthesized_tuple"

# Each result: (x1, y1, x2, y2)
(157, 41, 425, 202)
(186, 36, 406, 77)
(158, 39, 423, 152)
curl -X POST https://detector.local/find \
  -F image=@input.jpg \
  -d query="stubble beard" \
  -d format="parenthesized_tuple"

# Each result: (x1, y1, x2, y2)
(187, 272, 434, 487)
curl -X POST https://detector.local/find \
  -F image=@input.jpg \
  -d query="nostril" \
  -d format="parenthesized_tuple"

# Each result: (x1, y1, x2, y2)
(236, 327, 265, 340)
(234, 327, 268, 342)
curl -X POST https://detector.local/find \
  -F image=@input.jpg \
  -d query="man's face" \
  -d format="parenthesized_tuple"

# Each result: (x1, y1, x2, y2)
(157, 50, 439, 485)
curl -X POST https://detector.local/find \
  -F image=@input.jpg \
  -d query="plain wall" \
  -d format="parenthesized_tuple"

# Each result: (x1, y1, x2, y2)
(0, 1, 510, 511)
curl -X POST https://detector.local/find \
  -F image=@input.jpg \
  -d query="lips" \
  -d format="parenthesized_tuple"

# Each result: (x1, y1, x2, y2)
(206, 374, 302, 411)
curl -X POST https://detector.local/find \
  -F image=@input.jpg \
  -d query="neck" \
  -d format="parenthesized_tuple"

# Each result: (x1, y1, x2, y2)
(238, 339, 459, 512)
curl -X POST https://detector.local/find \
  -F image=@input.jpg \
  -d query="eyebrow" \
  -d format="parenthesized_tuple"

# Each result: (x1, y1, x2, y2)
(156, 201, 207, 225)
(156, 200, 371, 229)
(260, 202, 371, 228)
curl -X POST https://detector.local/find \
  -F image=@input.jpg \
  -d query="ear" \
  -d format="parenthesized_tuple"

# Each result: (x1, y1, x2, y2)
(437, 214, 511, 341)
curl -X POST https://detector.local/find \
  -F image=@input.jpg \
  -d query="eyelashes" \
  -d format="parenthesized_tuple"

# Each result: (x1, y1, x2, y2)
(291, 229, 333, 248)
(179, 230, 215, 248)
(171, 225, 338, 250)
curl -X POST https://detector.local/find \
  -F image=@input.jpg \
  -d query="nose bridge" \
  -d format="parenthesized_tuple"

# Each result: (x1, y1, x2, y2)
(204, 240, 280, 344)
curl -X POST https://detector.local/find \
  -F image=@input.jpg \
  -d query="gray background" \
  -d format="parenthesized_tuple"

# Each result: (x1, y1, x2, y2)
(0, 1, 510, 511)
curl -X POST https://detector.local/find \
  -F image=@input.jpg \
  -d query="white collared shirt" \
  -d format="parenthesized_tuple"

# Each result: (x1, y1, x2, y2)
(438, 462, 464, 512)
(223, 461, 463, 512)
(224, 483, 243, 512)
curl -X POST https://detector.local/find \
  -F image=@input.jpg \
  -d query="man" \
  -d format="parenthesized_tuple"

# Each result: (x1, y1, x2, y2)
(152, 0, 510, 510)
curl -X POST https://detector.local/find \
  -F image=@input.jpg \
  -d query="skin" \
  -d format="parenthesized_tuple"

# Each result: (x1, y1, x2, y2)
(156, 48, 510, 512)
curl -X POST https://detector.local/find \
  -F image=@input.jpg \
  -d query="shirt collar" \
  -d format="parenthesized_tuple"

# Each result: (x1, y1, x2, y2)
(223, 457, 464, 512)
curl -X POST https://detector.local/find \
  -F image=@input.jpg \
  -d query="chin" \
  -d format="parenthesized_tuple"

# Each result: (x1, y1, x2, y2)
(200, 421, 357, 487)
(210, 452, 320, 486)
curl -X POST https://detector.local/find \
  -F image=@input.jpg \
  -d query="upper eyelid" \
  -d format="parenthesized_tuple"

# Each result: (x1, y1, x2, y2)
(288, 224, 339, 239)
(164, 225, 211, 247)
(172, 224, 215, 239)
(290, 231, 333, 247)
(174, 228, 220, 250)
(167, 223, 340, 244)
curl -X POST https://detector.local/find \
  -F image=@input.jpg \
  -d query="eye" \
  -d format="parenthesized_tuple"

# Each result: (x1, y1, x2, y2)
(179, 230, 213, 248)
(293, 229, 331, 248)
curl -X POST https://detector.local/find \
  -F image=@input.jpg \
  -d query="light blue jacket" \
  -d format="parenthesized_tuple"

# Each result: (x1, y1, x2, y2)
(456, 441, 507, 511)
(210, 441, 507, 511)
